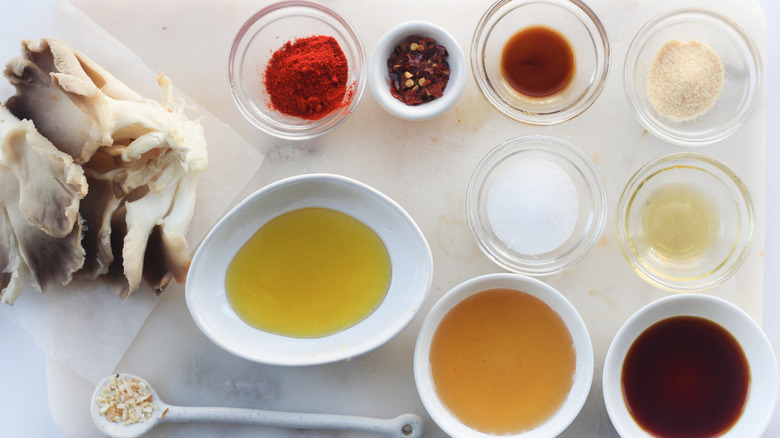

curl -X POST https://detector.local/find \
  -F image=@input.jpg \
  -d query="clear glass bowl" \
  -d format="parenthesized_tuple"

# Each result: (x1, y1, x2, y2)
(467, 135, 607, 275)
(624, 8, 762, 146)
(617, 153, 754, 292)
(471, 0, 610, 125)
(228, 1, 366, 140)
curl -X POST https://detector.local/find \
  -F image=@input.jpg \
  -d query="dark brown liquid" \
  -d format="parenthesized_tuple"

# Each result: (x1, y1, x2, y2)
(501, 26, 574, 98)
(622, 316, 750, 438)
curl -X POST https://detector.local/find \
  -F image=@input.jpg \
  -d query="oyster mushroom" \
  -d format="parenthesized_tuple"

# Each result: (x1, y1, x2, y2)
(0, 209, 24, 304)
(3, 38, 207, 300)
(4, 40, 94, 163)
(0, 105, 87, 304)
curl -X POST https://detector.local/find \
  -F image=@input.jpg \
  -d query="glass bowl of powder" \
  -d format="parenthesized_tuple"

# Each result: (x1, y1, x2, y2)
(467, 135, 607, 275)
(228, 1, 366, 140)
(624, 8, 762, 146)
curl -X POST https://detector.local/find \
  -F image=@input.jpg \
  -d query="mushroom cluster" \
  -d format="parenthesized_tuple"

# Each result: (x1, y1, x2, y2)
(0, 38, 208, 304)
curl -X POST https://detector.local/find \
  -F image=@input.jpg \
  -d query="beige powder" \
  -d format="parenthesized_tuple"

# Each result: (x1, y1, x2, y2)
(647, 40, 724, 121)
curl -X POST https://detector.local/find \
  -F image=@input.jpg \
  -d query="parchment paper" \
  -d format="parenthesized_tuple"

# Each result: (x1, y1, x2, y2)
(0, 0, 264, 384)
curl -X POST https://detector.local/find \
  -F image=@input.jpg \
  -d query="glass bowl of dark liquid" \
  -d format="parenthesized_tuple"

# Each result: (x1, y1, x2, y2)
(471, 0, 610, 125)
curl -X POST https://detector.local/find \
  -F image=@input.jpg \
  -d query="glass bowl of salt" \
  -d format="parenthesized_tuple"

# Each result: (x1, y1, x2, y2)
(467, 135, 607, 275)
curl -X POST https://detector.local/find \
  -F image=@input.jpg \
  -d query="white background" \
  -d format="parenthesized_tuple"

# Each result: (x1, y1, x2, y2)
(0, 0, 778, 436)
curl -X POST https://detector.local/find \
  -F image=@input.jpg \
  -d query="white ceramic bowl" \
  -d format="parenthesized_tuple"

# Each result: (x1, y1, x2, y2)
(186, 174, 432, 366)
(414, 273, 593, 437)
(624, 8, 762, 146)
(603, 294, 778, 438)
(369, 21, 466, 121)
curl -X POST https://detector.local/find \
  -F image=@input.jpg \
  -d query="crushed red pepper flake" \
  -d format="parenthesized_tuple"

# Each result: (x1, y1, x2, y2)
(387, 35, 450, 105)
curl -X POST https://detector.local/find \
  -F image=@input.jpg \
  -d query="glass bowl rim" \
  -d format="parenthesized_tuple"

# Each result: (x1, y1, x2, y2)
(470, 0, 611, 125)
(227, 0, 367, 140)
(616, 152, 755, 292)
(467, 134, 608, 275)
(622, 7, 763, 147)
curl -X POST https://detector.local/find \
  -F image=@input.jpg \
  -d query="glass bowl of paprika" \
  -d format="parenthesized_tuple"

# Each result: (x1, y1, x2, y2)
(369, 21, 466, 121)
(228, 1, 366, 140)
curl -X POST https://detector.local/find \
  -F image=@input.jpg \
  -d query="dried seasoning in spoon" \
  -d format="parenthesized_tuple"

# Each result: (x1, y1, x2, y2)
(387, 35, 450, 105)
(96, 374, 156, 425)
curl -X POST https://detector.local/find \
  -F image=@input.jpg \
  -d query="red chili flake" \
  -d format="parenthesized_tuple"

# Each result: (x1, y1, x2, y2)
(387, 35, 450, 105)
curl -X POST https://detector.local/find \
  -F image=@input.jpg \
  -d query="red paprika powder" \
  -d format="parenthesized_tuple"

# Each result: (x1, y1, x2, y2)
(264, 35, 349, 120)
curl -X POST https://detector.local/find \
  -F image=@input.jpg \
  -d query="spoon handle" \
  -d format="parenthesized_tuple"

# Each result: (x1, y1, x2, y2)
(161, 405, 423, 438)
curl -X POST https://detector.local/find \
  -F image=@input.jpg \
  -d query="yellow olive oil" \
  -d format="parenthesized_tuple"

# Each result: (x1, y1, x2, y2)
(225, 207, 391, 338)
(640, 183, 718, 261)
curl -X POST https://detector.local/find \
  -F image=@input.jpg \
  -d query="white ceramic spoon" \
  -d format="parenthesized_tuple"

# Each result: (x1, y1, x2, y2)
(91, 373, 424, 438)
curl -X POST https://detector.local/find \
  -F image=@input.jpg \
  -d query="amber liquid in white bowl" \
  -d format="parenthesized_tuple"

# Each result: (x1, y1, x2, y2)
(429, 288, 575, 434)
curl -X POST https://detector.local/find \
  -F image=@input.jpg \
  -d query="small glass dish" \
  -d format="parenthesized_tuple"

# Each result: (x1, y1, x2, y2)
(467, 135, 607, 275)
(471, 0, 610, 125)
(369, 21, 466, 121)
(617, 153, 754, 292)
(624, 8, 762, 146)
(228, 1, 366, 140)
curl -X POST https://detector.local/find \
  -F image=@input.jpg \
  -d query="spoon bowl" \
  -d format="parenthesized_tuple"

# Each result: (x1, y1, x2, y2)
(91, 373, 424, 438)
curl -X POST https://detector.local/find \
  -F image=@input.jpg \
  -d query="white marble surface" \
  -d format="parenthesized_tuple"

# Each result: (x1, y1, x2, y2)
(1, 0, 778, 436)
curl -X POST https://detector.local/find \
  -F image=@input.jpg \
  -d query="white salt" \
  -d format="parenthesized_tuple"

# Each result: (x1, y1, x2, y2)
(487, 158, 579, 256)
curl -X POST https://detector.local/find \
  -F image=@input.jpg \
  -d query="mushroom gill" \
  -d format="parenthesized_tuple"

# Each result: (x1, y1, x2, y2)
(0, 105, 87, 304)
